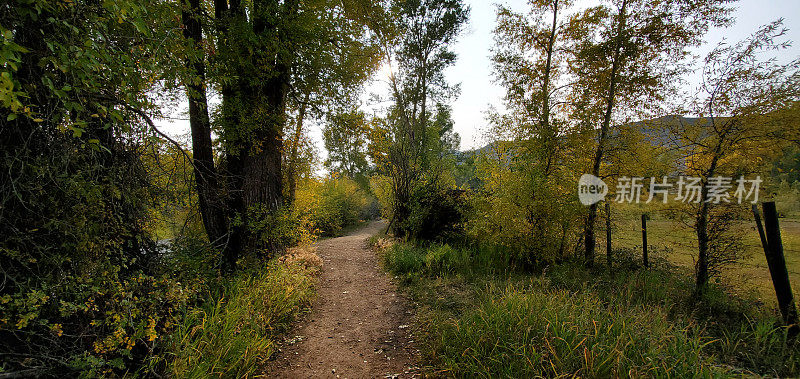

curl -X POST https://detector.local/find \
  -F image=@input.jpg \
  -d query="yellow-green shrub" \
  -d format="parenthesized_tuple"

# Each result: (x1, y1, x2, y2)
(295, 177, 375, 236)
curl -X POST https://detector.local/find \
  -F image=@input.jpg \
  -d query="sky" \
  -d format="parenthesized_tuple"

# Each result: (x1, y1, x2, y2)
(156, 0, 800, 157)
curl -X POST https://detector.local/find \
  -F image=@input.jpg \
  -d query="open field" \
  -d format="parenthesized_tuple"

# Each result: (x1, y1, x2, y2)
(610, 215, 800, 306)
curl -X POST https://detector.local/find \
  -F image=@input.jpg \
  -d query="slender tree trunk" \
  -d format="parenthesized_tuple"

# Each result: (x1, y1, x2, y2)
(529, 0, 559, 258)
(182, 0, 228, 246)
(696, 151, 720, 292)
(287, 98, 308, 204)
(540, 0, 558, 135)
(584, 0, 627, 267)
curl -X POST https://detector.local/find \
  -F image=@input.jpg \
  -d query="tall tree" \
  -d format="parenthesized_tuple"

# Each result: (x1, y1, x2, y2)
(181, 0, 228, 247)
(668, 21, 800, 291)
(207, 0, 387, 270)
(377, 0, 468, 237)
(484, 0, 586, 264)
(573, 0, 732, 266)
(283, 4, 382, 203)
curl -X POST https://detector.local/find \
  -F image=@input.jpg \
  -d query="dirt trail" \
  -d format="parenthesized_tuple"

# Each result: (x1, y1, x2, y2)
(265, 221, 419, 378)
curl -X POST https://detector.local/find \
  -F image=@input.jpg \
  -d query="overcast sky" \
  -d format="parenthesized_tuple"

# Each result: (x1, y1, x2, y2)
(157, 0, 800, 158)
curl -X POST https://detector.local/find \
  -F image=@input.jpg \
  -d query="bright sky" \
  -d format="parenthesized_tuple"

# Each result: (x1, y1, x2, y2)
(157, 0, 800, 156)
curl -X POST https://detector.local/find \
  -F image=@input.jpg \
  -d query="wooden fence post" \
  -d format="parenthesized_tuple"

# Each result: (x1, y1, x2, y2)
(606, 202, 612, 268)
(761, 202, 799, 336)
(641, 214, 649, 268)
(752, 204, 768, 253)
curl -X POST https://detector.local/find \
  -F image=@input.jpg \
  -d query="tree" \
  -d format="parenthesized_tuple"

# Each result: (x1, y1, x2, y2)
(482, 0, 586, 265)
(572, 0, 732, 266)
(0, 0, 187, 373)
(205, 0, 385, 270)
(324, 109, 371, 183)
(181, 0, 228, 247)
(376, 0, 469, 238)
(667, 21, 800, 291)
(283, 3, 382, 203)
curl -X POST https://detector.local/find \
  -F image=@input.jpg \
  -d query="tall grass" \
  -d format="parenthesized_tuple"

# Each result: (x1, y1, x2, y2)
(429, 285, 717, 377)
(158, 262, 315, 378)
(381, 242, 515, 281)
(378, 240, 800, 377)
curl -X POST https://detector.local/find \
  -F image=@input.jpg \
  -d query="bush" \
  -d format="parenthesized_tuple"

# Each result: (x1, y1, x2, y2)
(401, 186, 467, 241)
(295, 177, 376, 237)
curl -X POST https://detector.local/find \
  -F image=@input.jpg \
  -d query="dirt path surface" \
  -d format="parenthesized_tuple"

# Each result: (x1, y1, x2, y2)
(265, 221, 419, 378)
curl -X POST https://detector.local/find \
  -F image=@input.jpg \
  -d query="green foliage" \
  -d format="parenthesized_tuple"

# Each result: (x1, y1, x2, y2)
(156, 261, 315, 378)
(323, 110, 371, 182)
(0, 0, 187, 375)
(399, 185, 466, 241)
(295, 177, 377, 237)
(370, 0, 468, 240)
(467, 142, 586, 267)
(246, 204, 316, 256)
(381, 241, 515, 281)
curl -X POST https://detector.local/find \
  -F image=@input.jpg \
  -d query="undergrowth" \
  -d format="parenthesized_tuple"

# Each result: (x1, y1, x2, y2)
(151, 258, 316, 378)
(374, 239, 800, 377)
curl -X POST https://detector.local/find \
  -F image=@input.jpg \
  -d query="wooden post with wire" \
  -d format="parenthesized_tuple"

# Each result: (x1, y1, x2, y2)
(606, 202, 612, 268)
(760, 202, 799, 337)
(641, 214, 649, 268)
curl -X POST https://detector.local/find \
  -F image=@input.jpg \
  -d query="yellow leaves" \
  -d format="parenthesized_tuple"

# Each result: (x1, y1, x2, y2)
(50, 323, 63, 337)
(146, 317, 158, 342)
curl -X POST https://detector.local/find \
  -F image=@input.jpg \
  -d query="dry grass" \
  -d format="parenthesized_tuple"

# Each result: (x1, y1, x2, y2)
(279, 246, 324, 274)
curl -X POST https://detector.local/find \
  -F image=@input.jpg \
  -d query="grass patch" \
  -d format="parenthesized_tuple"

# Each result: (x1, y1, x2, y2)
(430, 284, 715, 377)
(381, 241, 515, 281)
(377, 240, 800, 377)
(155, 260, 316, 378)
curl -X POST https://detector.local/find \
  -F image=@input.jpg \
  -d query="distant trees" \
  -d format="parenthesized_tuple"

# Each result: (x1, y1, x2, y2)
(324, 110, 371, 183)
(283, 3, 382, 203)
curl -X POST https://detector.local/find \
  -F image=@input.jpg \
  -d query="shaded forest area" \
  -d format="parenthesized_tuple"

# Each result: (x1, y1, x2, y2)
(1, 0, 800, 377)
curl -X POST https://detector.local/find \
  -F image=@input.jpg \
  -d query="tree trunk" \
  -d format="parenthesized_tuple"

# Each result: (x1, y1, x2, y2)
(695, 151, 720, 292)
(584, 0, 627, 267)
(182, 0, 229, 246)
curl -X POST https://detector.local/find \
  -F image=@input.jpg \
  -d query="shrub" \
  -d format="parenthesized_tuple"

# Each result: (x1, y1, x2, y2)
(401, 186, 467, 241)
(295, 177, 375, 237)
